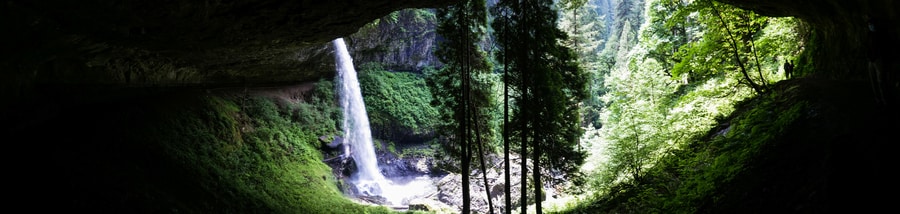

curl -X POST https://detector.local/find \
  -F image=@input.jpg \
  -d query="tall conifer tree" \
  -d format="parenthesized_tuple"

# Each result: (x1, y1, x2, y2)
(492, 0, 587, 213)
(433, 0, 492, 213)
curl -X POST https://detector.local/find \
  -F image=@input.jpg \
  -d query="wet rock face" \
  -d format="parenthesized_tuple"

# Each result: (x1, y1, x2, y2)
(379, 154, 435, 177)
(347, 9, 442, 72)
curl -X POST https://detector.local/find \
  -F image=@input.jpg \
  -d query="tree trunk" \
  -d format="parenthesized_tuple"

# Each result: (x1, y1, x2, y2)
(475, 115, 494, 214)
(533, 137, 542, 214)
(460, 3, 471, 213)
(517, 0, 529, 212)
(748, 29, 768, 87)
(710, 1, 763, 94)
(502, 7, 512, 214)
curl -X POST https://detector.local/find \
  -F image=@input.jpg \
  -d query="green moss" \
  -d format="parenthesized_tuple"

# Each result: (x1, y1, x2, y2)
(358, 66, 440, 141)
(387, 141, 398, 155)
(398, 141, 440, 159)
(793, 29, 818, 78)
(133, 91, 408, 214)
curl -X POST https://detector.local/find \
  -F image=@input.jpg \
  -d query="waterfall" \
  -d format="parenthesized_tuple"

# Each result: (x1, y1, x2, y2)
(333, 38, 389, 197)
(334, 38, 436, 207)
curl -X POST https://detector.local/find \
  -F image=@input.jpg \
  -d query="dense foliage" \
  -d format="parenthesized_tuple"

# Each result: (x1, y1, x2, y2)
(556, 91, 810, 213)
(541, 0, 805, 212)
(44, 80, 419, 213)
(358, 63, 441, 143)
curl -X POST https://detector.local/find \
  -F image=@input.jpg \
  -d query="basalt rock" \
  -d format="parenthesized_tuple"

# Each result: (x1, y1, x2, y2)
(377, 150, 436, 177)
(320, 135, 344, 149)
(347, 8, 441, 72)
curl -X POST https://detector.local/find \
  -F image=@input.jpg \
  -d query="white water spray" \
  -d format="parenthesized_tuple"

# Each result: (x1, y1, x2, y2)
(333, 38, 436, 207)
(334, 37, 388, 195)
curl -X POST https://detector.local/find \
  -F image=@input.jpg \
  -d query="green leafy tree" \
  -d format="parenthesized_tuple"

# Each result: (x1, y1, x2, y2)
(599, 52, 675, 183)
(583, 0, 802, 200)
(665, 0, 775, 93)
(642, 0, 691, 73)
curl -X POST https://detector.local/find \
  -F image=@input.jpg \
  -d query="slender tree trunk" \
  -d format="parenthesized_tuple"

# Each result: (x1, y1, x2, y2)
(748, 31, 768, 87)
(710, 1, 763, 94)
(518, 0, 529, 212)
(460, 4, 471, 213)
(630, 124, 642, 183)
(513, 0, 528, 214)
(533, 137, 542, 214)
(573, 5, 579, 50)
(474, 112, 494, 214)
(502, 8, 512, 214)
(519, 96, 528, 214)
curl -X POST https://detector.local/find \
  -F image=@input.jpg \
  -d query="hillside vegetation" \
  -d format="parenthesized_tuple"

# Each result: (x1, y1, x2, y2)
(11, 81, 423, 213)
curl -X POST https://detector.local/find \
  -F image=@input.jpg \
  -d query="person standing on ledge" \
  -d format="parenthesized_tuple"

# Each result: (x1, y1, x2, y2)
(783, 60, 794, 79)
(865, 15, 891, 106)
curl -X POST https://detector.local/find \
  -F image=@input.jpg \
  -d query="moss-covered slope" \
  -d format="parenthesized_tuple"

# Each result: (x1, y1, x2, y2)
(6, 82, 413, 213)
(554, 77, 897, 213)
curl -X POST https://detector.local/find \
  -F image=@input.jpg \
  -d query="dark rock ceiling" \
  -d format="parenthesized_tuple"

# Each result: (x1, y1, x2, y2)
(1, 0, 455, 96)
(1, 0, 897, 124)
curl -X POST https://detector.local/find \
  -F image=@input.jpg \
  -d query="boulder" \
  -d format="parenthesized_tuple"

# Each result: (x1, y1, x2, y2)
(432, 153, 570, 213)
(319, 136, 344, 149)
(357, 195, 389, 205)
(408, 198, 456, 213)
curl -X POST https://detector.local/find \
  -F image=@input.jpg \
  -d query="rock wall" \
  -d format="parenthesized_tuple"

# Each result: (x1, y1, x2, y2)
(348, 9, 442, 72)
(2, 0, 456, 128)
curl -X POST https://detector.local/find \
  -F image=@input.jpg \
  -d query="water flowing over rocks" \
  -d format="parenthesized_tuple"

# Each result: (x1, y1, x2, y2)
(324, 137, 576, 213)
(431, 153, 569, 214)
(435, 155, 510, 214)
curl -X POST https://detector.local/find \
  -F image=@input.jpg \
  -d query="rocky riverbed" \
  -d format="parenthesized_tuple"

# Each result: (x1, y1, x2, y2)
(320, 137, 569, 213)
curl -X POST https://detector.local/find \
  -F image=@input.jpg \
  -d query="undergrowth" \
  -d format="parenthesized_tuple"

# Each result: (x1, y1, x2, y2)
(553, 86, 809, 214)
(138, 88, 423, 213)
